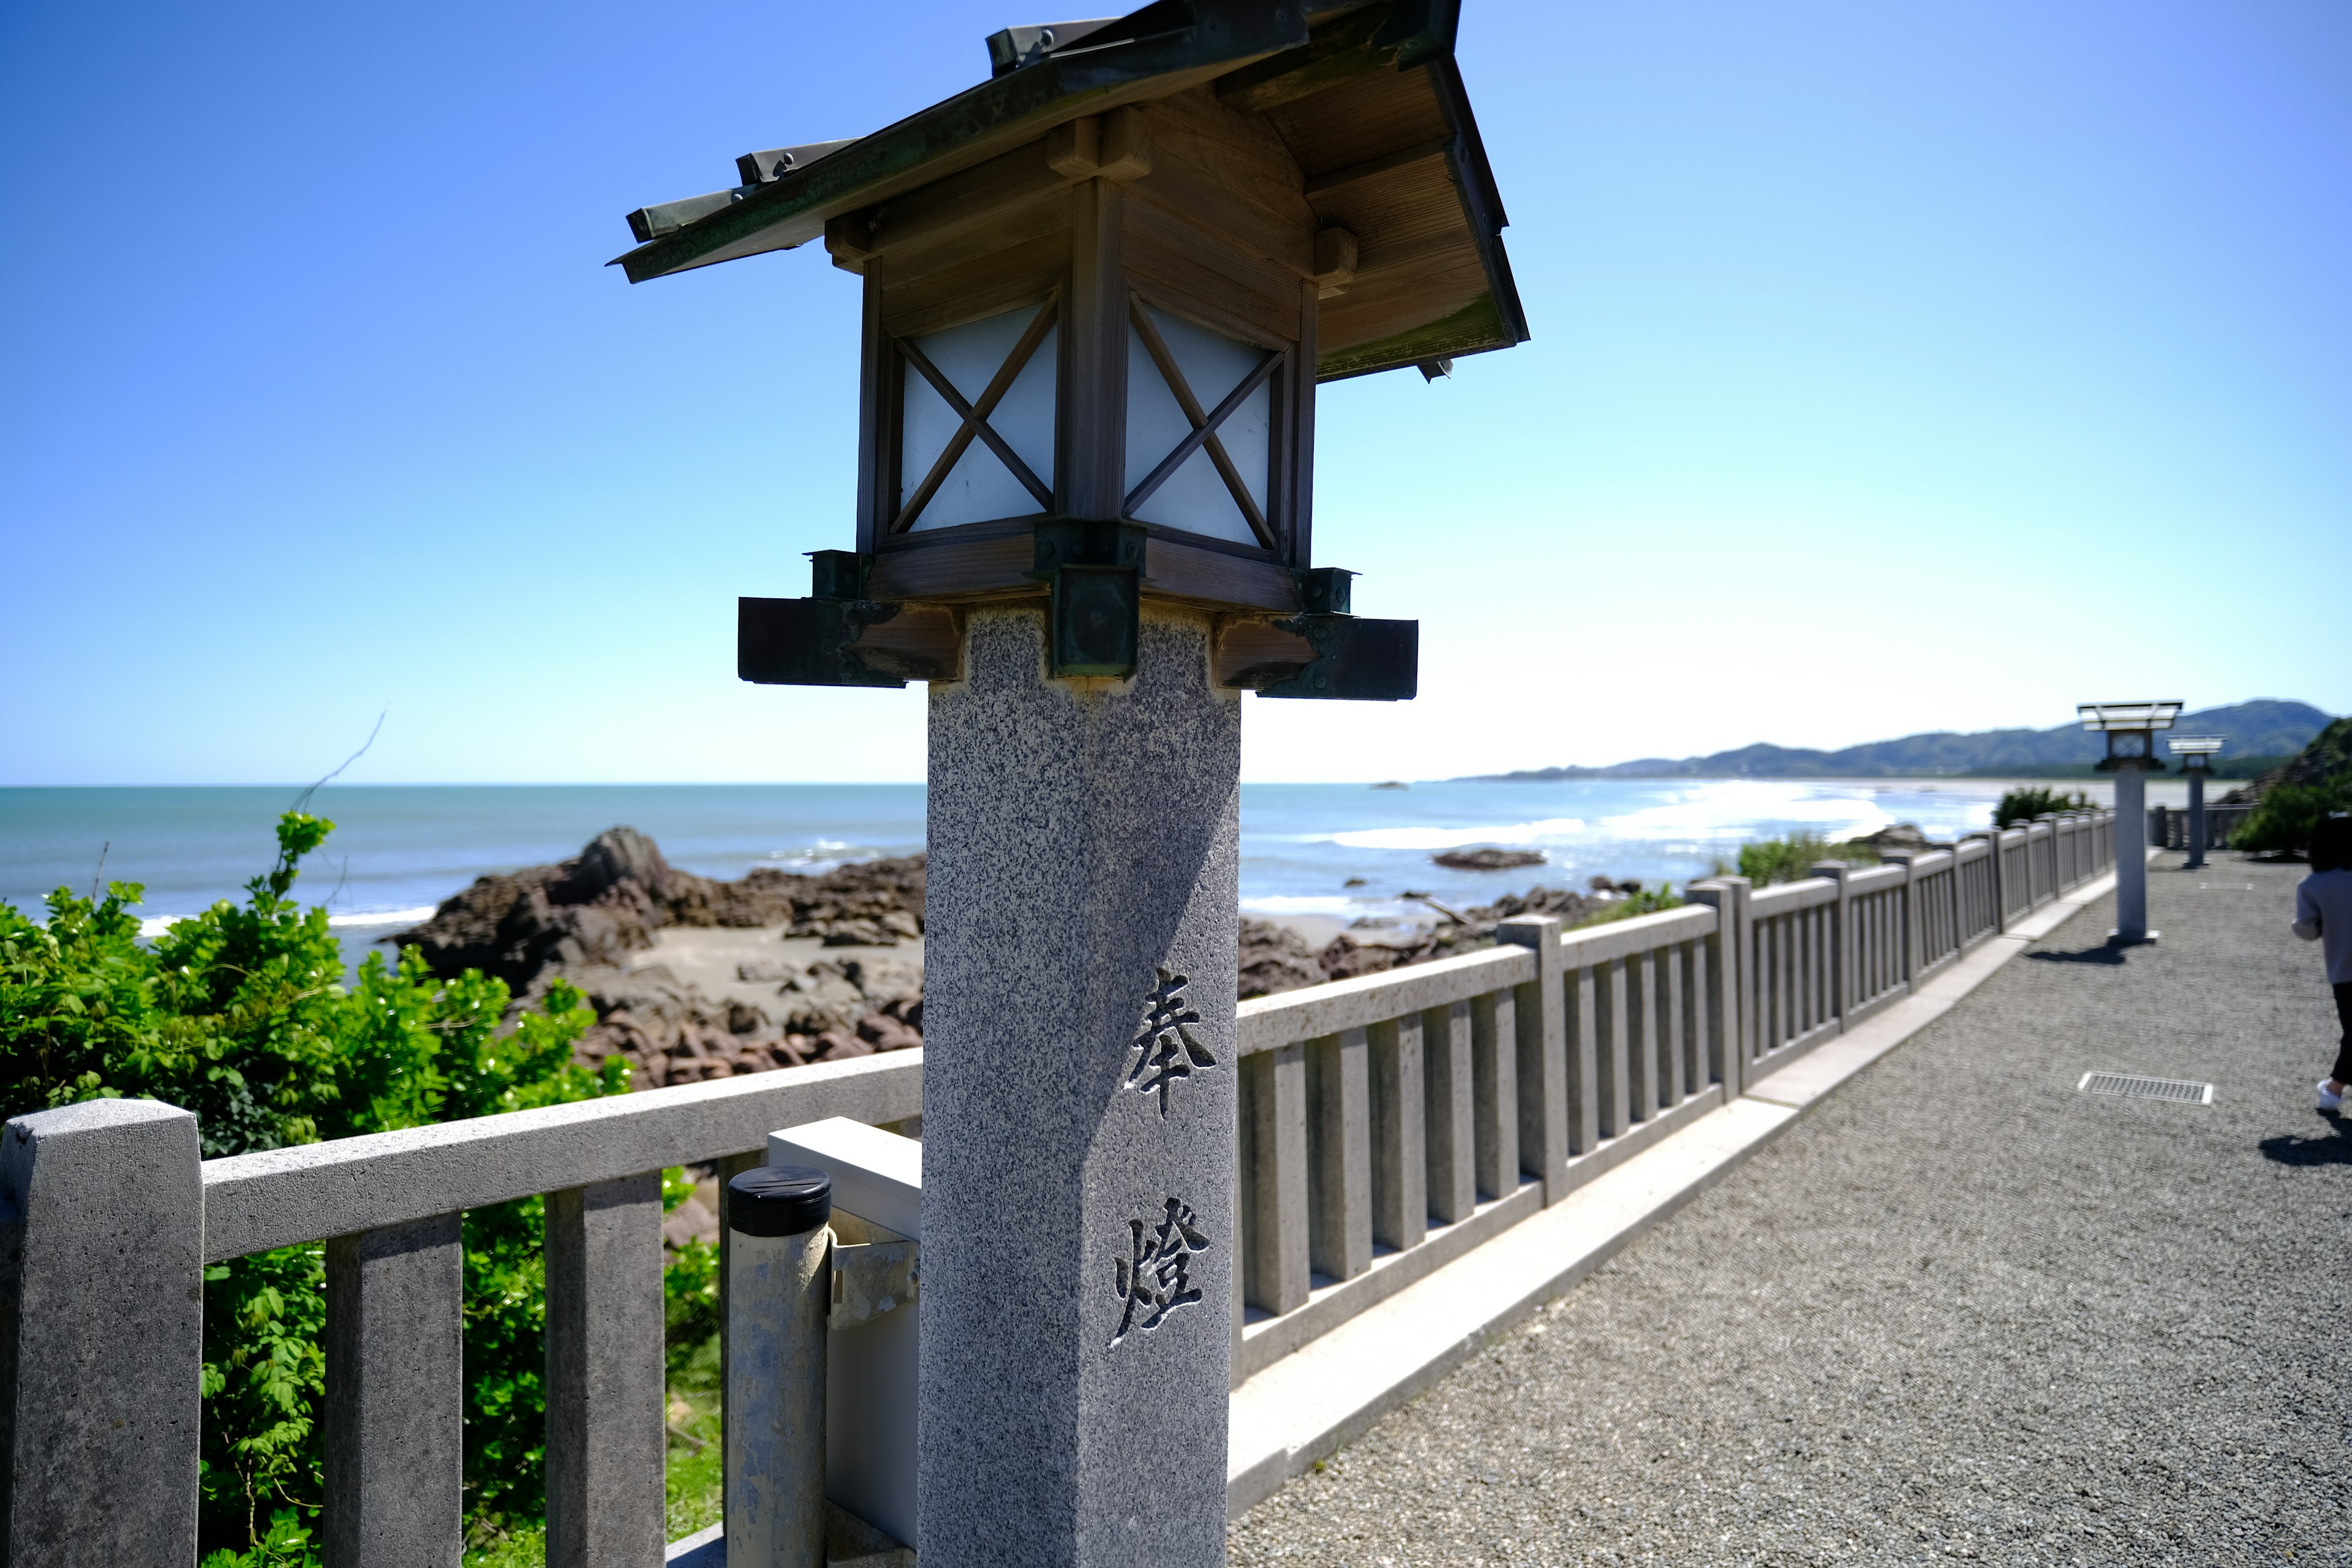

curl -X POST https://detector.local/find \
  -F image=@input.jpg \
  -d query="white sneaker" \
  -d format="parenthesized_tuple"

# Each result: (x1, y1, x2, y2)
(2321, 1079, 2344, 1111)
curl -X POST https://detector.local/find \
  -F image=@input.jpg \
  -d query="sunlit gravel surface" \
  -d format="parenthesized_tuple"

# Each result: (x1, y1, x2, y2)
(1229, 854, 2352, 1567)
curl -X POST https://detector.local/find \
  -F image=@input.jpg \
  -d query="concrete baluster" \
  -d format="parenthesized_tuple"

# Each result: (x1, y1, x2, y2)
(1305, 1030, 1371, 1281)
(1593, 954, 1630, 1139)
(1684, 878, 1748, 1095)
(1683, 933, 1713, 1098)
(1366, 1016, 1427, 1254)
(1559, 962, 1600, 1158)
(325, 1213, 466, 1568)
(1420, 1003, 1478, 1226)
(1240, 1044, 1310, 1316)
(1468, 990, 1520, 1201)
(1880, 854, 1919, 994)
(1660, 941, 1689, 1107)
(1631, 949, 1662, 1121)
(1809, 862, 1853, 1022)
(545, 1172, 666, 1568)
(0, 1101, 203, 1567)
(1496, 917, 1570, 1200)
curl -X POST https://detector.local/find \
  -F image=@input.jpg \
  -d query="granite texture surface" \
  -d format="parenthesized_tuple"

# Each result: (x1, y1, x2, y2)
(323, 1211, 464, 1567)
(0, 1099, 203, 1566)
(1229, 853, 2352, 1565)
(922, 606, 1240, 1567)
(545, 1171, 668, 1568)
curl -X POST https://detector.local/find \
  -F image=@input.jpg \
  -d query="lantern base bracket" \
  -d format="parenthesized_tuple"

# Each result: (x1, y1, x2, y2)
(1031, 520, 1145, 679)
(1218, 613, 1417, 701)
(737, 595, 962, 688)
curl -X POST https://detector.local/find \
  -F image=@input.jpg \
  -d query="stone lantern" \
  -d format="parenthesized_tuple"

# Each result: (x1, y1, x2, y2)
(2080, 701, 2180, 944)
(2168, 736, 2222, 870)
(615, 6, 1526, 1564)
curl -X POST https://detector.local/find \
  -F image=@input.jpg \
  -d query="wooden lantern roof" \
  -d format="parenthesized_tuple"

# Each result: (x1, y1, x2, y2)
(616, 0, 1528, 382)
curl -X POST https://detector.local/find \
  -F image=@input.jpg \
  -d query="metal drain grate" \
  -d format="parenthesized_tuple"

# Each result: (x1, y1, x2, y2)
(2078, 1071, 2214, 1104)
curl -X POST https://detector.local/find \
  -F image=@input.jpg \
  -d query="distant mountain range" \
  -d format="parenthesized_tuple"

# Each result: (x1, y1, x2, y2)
(1471, 700, 2334, 782)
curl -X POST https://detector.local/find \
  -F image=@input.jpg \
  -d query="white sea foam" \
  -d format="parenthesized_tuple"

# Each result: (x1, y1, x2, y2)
(1597, 782, 1894, 842)
(328, 907, 439, 928)
(137, 905, 439, 940)
(1323, 817, 1586, 851)
(1240, 894, 1370, 916)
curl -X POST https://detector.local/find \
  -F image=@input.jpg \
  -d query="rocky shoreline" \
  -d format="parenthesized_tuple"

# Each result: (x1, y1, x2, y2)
(389, 829, 1669, 1091)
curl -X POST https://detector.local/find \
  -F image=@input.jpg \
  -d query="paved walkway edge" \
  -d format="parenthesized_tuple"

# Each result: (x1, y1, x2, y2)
(1224, 864, 2126, 1518)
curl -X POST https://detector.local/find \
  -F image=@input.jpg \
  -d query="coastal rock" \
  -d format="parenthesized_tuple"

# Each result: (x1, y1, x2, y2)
(1472, 886, 1596, 925)
(1844, 821, 1942, 856)
(388, 828, 927, 994)
(1433, 847, 1545, 871)
(1238, 918, 1324, 999)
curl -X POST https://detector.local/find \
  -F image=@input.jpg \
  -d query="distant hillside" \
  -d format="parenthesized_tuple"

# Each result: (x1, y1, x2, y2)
(1472, 700, 2334, 782)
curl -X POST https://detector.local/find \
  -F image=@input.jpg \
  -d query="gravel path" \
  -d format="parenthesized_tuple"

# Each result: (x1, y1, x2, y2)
(1228, 853, 2352, 1567)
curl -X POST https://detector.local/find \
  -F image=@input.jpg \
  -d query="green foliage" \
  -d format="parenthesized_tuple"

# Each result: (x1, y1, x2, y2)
(1992, 786, 2090, 831)
(0, 813, 636, 1565)
(1726, 833, 1878, 888)
(1574, 885, 1685, 927)
(2233, 782, 2352, 856)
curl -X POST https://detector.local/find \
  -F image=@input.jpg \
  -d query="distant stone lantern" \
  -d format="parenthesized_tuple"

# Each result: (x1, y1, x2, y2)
(614, 6, 1527, 1565)
(2168, 736, 2223, 870)
(2080, 701, 2181, 944)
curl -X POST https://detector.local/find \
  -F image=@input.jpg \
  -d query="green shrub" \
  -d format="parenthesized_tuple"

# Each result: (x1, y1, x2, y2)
(1725, 833, 1877, 888)
(1574, 885, 1684, 927)
(1992, 786, 2089, 831)
(0, 813, 641, 1565)
(2232, 782, 2352, 856)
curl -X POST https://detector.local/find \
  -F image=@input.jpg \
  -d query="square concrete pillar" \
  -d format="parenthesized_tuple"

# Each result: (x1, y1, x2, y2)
(0, 1100, 202, 1567)
(920, 606, 1237, 1567)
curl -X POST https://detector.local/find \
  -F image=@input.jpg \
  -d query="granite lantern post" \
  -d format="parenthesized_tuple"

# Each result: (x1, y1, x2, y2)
(2079, 701, 2181, 944)
(613, 6, 1528, 1563)
(2168, 737, 2222, 870)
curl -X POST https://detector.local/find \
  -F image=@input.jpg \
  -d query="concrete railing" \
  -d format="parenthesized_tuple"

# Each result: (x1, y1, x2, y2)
(1229, 903, 1725, 1381)
(2149, 802, 2251, 852)
(0, 810, 2117, 1561)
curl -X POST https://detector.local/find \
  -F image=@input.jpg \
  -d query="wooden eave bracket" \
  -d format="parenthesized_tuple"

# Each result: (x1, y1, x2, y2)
(1216, 611, 1417, 701)
(738, 596, 962, 688)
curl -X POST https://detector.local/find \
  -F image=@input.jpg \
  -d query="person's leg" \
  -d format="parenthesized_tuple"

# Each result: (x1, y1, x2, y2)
(2332, 982, 2352, 1090)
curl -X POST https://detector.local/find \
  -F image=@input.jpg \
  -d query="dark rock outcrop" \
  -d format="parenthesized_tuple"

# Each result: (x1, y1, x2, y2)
(1239, 919, 1325, 999)
(390, 829, 927, 995)
(567, 954, 927, 1089)
(1432, 847, 1545, 870)
(1842, 821, 1942, 856)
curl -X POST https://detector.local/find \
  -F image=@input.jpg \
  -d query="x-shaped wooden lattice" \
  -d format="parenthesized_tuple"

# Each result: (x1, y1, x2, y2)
(892, 299, 1059, 532)
(1123, 298, 1280, 549)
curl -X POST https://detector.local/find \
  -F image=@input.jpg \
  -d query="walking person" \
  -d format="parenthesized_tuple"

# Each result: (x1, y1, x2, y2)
(2297, 814, 2352, 1110)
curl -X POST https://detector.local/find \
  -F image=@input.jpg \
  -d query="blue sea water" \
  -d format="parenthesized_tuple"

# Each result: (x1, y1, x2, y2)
(0, 777, 2155, 954)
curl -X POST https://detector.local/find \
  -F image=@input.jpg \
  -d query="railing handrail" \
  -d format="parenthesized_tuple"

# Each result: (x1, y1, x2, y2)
(1235, 941, 1533, 1054)
(200, 1050, 922, 1262)
(1553, 901, 1717, 965)
(1845, 862, 1909, 892)
(1749, 877, 1838, 914)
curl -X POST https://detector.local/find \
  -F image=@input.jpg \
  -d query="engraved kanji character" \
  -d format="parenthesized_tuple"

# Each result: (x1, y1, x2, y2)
(1129, 967, 1216, 1115)
(1112, 1197, 1210, 1344)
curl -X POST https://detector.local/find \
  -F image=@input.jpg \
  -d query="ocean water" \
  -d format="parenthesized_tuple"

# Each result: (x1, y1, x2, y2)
(0, 777, 2182, 951)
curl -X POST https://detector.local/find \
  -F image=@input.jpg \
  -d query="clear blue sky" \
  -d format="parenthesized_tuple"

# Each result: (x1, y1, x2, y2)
(4, 1, 2345, 785)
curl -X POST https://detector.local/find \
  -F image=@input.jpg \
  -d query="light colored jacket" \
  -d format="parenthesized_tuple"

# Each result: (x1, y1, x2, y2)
(2293, 869, 2352, 985)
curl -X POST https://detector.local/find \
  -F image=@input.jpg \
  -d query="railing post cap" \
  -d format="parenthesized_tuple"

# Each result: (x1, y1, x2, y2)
(1808, 860, 1852, 880)
(7, 1096, 197, 1145)
(1493, 914, 1561, 950)
(728, 1164, 833, 1237)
